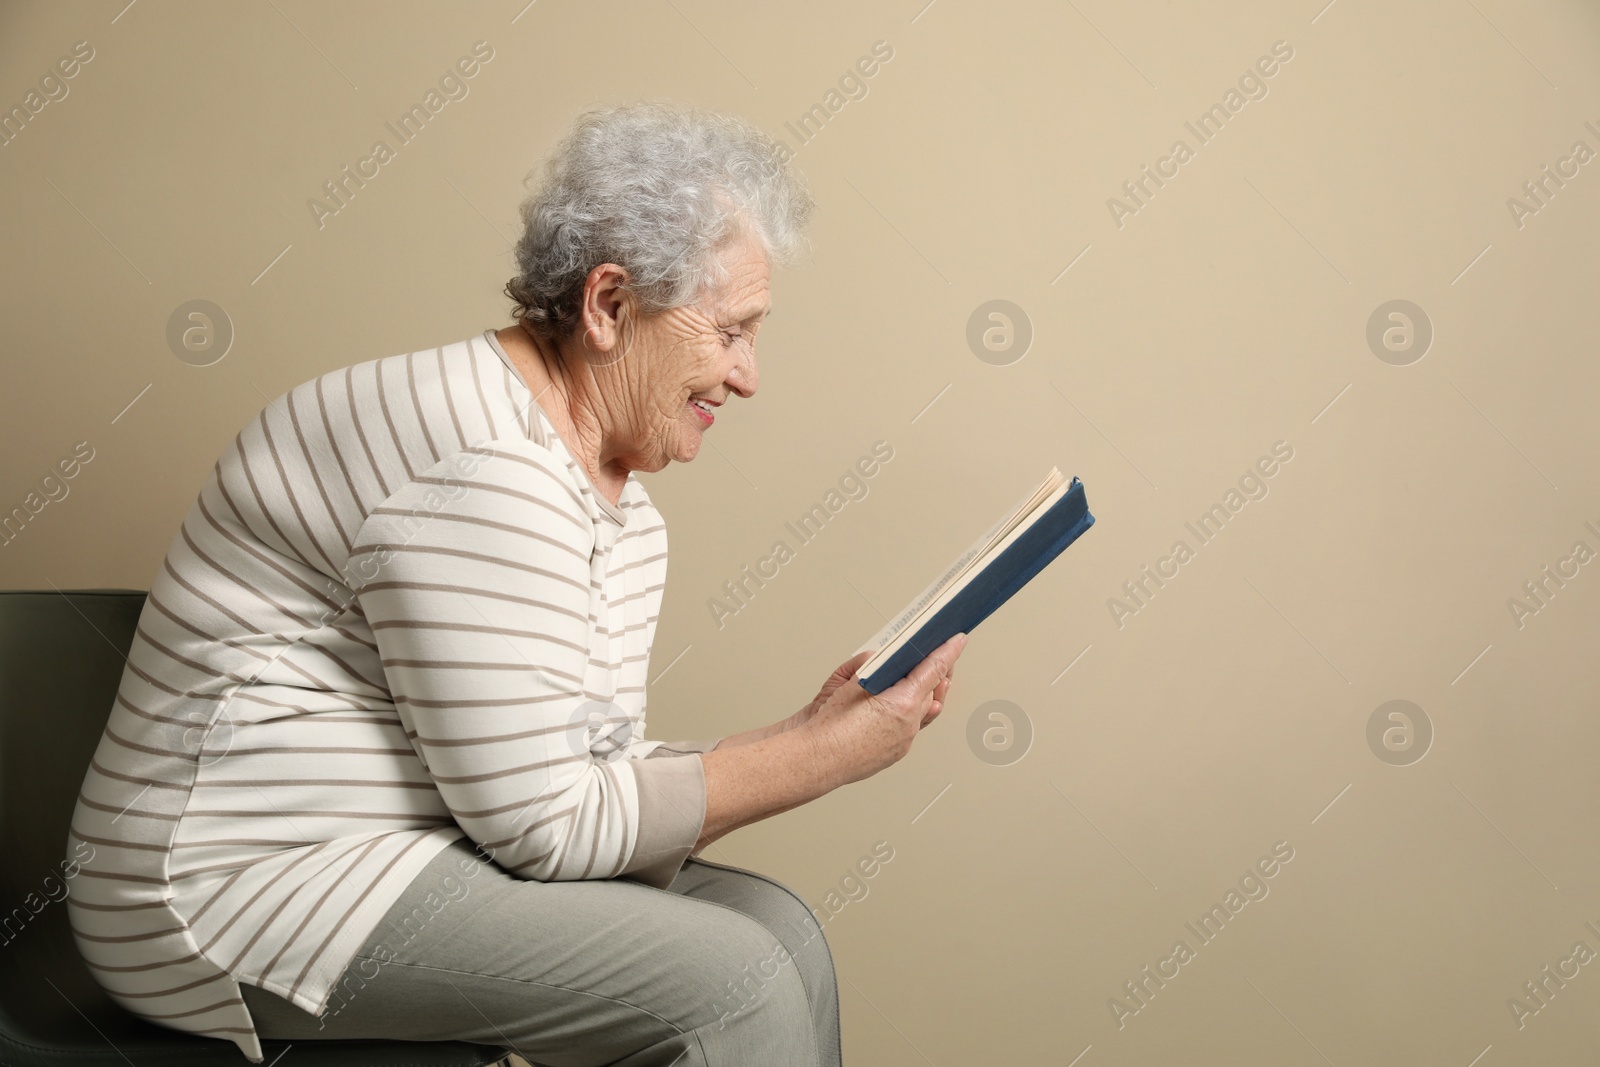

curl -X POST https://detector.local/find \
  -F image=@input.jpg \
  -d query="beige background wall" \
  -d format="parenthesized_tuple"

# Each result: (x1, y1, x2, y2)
(4, 0, 1600, 1062)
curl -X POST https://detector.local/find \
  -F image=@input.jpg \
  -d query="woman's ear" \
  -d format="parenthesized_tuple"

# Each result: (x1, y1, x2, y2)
(578, 263, 633, 368)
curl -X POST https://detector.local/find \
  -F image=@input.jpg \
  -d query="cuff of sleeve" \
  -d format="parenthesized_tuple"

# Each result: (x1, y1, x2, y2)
(619, 752, 707, 889)
(642, 738, 722, 757)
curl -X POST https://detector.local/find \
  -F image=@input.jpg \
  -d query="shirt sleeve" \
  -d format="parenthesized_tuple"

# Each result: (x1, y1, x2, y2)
(350, 443, 705, 887)
(633, 738, 723, 757)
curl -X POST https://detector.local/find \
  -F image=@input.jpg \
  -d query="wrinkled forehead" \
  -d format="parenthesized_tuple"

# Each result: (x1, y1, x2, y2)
(703, 233, 773, 321)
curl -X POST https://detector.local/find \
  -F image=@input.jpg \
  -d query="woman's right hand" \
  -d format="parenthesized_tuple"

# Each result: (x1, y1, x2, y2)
(802, 632, 968, 788)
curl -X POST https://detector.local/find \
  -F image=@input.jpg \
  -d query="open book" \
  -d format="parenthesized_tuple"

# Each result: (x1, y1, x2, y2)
(852, 468, 1095, 694)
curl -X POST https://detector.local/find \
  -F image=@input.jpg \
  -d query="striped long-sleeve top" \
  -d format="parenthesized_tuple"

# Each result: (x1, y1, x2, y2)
(65, 328, 713, 1063)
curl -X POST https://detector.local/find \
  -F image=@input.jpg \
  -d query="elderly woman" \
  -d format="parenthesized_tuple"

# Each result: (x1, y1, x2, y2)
(67, 102, 966, 1066)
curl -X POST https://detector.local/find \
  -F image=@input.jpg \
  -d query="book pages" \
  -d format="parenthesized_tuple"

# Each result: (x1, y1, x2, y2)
(853, 467, 1065, 672)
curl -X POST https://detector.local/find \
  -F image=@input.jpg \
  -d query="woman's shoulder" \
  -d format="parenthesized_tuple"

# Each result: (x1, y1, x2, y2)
(231, 329, 535, 452)
(213, 331, 565, 538)
(350, 329, 544, 452)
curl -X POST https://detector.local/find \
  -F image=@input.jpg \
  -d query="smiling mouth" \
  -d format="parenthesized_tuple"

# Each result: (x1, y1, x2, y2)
(688, 397, 716, 426)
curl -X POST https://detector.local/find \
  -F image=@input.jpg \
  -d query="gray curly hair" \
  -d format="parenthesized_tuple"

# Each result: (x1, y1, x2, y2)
(504, 101, 815, 341)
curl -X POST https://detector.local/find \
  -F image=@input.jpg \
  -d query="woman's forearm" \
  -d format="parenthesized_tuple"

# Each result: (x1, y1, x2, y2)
(707, 708, 806, 752)
(689, 637, 963, 853)
(709, 651, 871, 754)
(707, 724, 777, 751)
(694, 726, 834, 851)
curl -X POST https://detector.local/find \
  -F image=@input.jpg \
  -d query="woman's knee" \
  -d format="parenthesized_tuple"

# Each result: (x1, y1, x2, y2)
(737, 871, 833, 968)
(685, 908, 816, 1044)
(685, 864, 837, 1001)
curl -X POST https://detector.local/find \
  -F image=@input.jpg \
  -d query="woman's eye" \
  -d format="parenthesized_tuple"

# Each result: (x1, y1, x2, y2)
(721, 331, 740, 346)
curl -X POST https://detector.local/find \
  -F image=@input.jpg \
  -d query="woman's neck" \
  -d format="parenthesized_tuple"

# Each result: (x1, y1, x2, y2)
(500, 322, 626, 507)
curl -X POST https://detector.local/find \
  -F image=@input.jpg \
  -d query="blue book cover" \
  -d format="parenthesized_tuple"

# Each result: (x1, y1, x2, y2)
(854, 472, 1094, 694)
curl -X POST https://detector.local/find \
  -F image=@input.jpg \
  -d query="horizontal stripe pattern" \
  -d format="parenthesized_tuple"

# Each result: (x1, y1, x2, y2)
(67, 331, 674, 1063)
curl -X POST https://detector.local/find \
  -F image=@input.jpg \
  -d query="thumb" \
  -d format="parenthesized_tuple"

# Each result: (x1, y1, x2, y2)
(836, 650, 874, 685)
(886, 633, 966, 701)
(840, 649, 873, 673)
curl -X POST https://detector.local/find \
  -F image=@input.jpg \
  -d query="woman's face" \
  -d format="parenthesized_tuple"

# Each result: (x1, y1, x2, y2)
(609, 232, 771, 471)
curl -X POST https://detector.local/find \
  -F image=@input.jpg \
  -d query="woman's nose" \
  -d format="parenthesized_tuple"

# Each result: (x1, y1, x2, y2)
(726, 347, 757, 398)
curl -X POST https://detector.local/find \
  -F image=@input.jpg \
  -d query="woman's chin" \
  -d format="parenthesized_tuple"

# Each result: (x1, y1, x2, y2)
(671, 422, 708, 462)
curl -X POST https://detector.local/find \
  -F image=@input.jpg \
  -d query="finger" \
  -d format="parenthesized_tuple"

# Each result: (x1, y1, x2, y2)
(915, 637, 962, 687)
(926, 635, 963, 686)
(887, 636, 963, 710)
(834, 650, 874, 682)
(844, 650, 873, 669)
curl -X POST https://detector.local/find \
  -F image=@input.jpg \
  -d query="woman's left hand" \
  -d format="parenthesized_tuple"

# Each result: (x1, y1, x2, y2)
(717, 648, 954, 752)
(786, 651, 873, 733)
(785, 649, 954, 734)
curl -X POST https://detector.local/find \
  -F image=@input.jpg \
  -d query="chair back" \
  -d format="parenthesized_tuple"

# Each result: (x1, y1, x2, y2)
(0, 590, 506, 1066)
(0, 591, 146, 1047)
